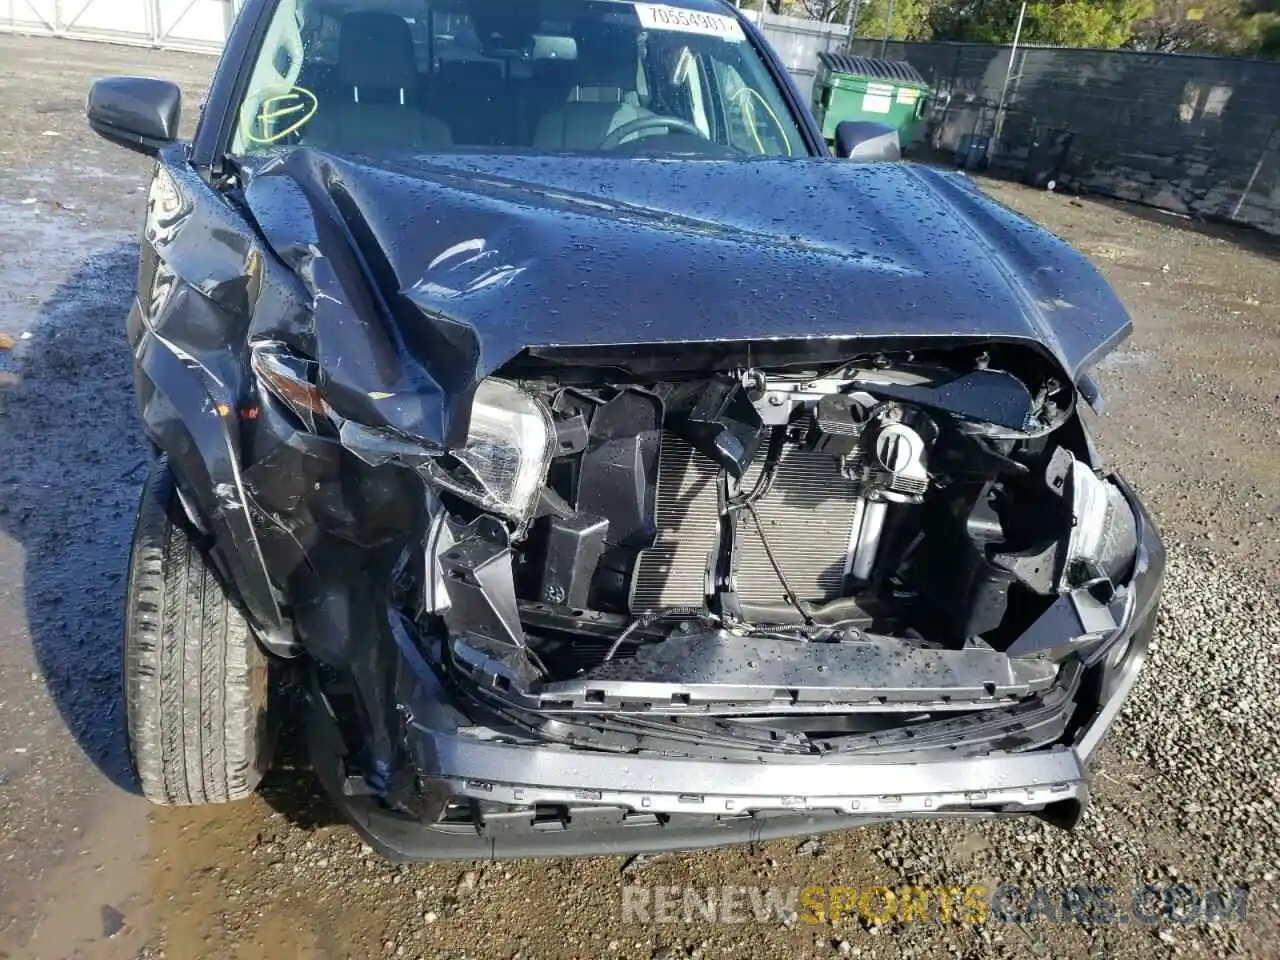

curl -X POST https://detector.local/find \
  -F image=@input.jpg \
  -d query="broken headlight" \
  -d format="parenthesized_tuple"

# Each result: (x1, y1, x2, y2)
(427, 378, 555, 526)
(250, 343, 328, 431)
(1065, 459, 1139, 585)
(251, 342, 553, 526)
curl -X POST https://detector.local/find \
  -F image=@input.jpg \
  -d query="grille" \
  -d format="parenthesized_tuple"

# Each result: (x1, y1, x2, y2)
(734, 447, 864, 605)
(629, 437, 721, 610)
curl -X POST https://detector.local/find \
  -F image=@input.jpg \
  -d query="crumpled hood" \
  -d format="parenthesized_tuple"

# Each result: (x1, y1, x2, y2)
(243, 149, 1131, 447)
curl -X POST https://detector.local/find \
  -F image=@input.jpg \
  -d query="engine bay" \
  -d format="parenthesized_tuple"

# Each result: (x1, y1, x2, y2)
(411, 348, 1140, 700)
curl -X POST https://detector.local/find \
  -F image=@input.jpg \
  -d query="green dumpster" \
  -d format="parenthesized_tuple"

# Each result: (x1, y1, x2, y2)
(811, 53, 930, 146)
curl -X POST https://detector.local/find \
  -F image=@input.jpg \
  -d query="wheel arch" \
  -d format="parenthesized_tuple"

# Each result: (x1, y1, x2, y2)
(134, 329, 299, 657)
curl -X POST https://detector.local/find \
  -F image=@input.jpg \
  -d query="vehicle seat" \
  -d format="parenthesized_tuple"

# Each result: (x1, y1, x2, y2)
(528, 56, 575, 141)
(432, 60, 507, 147)
(533, 33, 649, 150)
(307, 10, 451, 151)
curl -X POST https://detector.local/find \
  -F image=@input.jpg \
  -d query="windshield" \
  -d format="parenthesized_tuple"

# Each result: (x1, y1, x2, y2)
(231, 0, 805, 158)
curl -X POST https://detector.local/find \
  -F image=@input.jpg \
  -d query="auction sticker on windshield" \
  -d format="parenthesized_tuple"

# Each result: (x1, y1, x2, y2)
(634, 3, 745, 41)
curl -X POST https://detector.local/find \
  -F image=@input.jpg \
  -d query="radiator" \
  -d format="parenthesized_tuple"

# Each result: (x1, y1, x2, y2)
(630, 437, 863, 611)
(629, 437, 721, 611)
(734, 446, 863, 605)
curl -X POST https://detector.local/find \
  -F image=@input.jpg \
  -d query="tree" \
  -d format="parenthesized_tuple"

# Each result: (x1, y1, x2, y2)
(795, 0, 936, 35)
(1128, 0, 1280, 54)
(928, 0, 1015, 41)
(1241, 0, 1280, 54)
(794, 0, 841, 23)
(930, 0, 1155, 48)
(856, 0, 939, 38)
(1130, 0, 1253, 51)
(1032, 0, 1155, 46)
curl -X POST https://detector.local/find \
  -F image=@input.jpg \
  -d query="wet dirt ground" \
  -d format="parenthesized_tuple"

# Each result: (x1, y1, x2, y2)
(0, 34, 1277, 960)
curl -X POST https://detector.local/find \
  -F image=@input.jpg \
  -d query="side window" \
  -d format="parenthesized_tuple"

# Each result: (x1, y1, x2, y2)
(672, 46, 711, 137)
(295, 11, 341, 101)
(232, 0, 309, 153)
(643, 42, 692, 123)
(432, 9, 480, 66)
(709, 55, 792, 156)
(712, 58, 754, 153)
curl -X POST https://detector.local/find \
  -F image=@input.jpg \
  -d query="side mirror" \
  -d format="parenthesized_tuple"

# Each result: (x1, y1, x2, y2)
(834, 121, 901, 162)
(87, 77, 182, 156)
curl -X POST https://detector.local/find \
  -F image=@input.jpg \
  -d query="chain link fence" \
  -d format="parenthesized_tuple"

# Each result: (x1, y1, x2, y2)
(850, 38, 1280, 235)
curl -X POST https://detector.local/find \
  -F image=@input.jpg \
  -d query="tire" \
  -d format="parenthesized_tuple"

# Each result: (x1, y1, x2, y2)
(124, 462, 272, 804)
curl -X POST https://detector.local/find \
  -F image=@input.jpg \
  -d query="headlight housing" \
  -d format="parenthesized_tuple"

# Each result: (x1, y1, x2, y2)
(425, 378, 555, 525)
(251, 342, 554, 526)
(250, 343, 328, 431)
(1065, 460, 1138, 585)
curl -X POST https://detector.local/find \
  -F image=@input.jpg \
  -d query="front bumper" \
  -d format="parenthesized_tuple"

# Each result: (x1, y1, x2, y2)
(311, 478, 1163, 861)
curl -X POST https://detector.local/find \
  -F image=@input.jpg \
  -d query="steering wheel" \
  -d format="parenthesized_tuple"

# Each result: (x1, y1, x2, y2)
(600, 115, 707, 150)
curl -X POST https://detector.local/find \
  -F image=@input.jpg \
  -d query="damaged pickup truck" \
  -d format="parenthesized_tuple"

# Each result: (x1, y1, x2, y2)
(89, 0, 1163, 859)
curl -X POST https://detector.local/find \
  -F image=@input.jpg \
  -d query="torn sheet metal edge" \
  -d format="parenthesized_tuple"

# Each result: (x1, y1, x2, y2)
(447, 630, 1058, 713)
(1004, 584, 1126, 658)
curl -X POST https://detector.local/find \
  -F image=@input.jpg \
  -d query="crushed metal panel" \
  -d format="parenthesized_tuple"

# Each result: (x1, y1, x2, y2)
(450, 630, 1059, 713)
(240, 146, 1132, 448)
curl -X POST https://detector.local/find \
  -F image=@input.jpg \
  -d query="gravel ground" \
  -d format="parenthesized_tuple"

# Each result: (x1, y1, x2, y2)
(0, 34, 1277, 960)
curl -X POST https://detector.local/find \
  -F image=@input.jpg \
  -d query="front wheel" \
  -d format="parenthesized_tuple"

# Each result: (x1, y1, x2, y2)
(123, 462, 272, 804)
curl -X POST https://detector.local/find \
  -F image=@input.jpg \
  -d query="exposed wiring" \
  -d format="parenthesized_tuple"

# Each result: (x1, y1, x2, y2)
(743, 502, 815, 625)
(526, 645, 552, 678)
(726, 426, 786, 512)
(720, 425, 812, 624)
(602, 606, 707, 662)
(602, 616, 648, 663)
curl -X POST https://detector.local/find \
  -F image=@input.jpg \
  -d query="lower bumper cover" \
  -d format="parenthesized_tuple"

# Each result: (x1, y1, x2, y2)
(413, 736, 1086, 818)
(312, 478, 1162, 861)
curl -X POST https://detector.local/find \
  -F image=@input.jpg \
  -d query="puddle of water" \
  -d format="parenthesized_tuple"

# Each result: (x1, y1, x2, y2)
(13, 163, 136, 187)
(0, 201, 128, 340)
(0, 195, 145, 957)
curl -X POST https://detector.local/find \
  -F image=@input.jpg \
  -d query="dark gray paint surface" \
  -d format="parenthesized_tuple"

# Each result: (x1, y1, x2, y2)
(243, 147, 1133, 445)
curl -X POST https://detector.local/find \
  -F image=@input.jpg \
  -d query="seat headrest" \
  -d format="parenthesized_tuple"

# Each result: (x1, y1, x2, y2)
(339, 10, 418, 92)
(573, 30, 638, 100)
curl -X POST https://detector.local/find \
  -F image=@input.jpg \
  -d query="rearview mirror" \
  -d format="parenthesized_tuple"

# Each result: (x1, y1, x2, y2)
(87, 77, 182, 156)
(834, 121, 901, 162)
